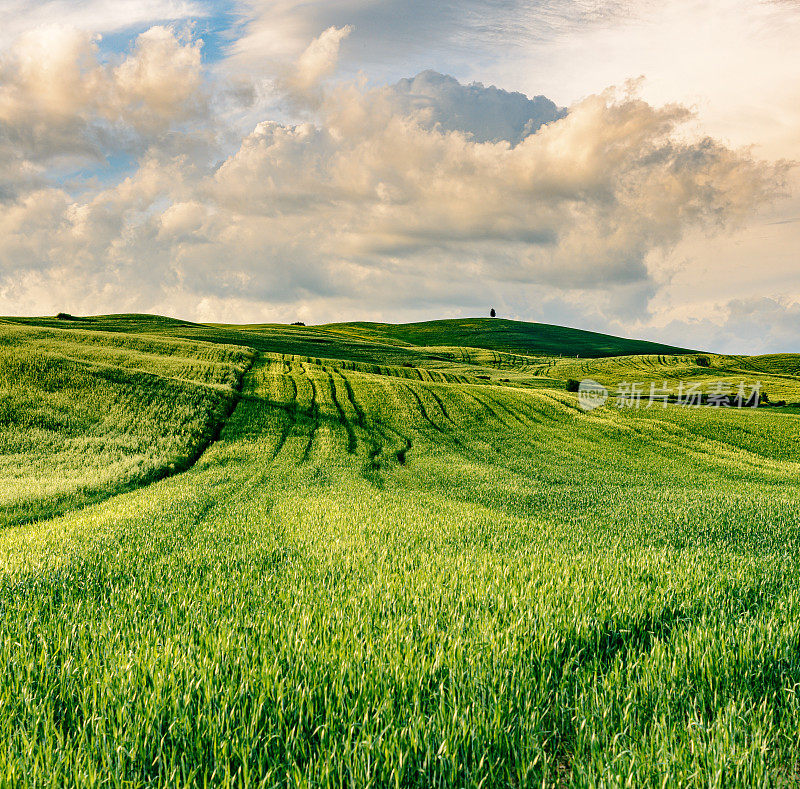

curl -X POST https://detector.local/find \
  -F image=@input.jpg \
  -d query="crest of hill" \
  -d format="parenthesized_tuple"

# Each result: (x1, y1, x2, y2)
(4, 314, 693, 361)
(322, 318, 694, 358)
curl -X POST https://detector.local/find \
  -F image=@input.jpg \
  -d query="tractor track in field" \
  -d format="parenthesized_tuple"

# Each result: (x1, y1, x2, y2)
(7, 351, 260, 528)
(338, 369, 383, 467)
(335, 370, 367, 431)
(464, 391, 517, 430)
(399, 382, 467, 449)
(301, 364, 320, 463)
(328, 373, 357, 454)
(402, 383, 448, 435)
(426, 388, 458, 428)
(149, 352, 257, 479)
(335, 370, 412, 468)
(270, 371, 299, 460)
(480, 392, 533, 428)
(267, 357, 416, 469)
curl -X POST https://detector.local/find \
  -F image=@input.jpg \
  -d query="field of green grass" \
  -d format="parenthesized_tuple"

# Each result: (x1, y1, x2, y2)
(322, 318, 693, 358)
(0, 323, 253, 528)
(1, 314, 799, 787)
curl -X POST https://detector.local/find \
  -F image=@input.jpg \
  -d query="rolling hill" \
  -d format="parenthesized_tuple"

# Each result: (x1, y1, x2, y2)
(5, 314, 693, 359)
(323, 317, 694, 357)
(0, 313, 799, 787)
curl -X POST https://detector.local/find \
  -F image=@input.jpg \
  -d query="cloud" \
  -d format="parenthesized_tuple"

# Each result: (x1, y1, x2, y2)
(226, 1, 636, 84)
(0, 0, 207, 49)
(111, 26, 206, 132)
(713, 297, 800, 353)
(388, 71, 565, 144)
(285, 25, 353, 101)
(0, 25, 207, 173)
(638, 296, 800, 355)
(480, 0, 800, 162)
(227, 0, 509, 70)
(0, 21, 793, 350)
(208, 78, 784, 298)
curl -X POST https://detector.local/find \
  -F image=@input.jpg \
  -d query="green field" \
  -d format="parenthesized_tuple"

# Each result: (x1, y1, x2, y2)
(1, 315, 799, 787)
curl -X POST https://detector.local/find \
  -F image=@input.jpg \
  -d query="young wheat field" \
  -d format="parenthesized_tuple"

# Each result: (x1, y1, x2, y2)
(1, 314, 799, 787)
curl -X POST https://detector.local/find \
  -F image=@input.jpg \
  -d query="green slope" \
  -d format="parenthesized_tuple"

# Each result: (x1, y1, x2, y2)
(323, 317, 694, 357)
(0, 323, 252, 526)
(6, 314, 693, 361)
(4, 314, 446, 367)
(1, 315, 800, 786)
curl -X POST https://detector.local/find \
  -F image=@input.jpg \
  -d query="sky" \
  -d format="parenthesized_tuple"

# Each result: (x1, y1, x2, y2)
(0, 0, 798, 352)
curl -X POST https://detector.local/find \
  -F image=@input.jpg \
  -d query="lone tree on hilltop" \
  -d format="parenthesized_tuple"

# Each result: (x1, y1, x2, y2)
(490, 308, 496, 317)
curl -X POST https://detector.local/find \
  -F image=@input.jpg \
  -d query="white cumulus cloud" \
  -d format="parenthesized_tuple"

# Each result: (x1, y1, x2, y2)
(0, 25, 207, 172)
(0, 20, 795, 353)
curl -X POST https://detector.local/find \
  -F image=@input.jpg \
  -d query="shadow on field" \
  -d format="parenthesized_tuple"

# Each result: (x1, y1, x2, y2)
(0, 358, 253, 530)
(233, 393, 413, 476)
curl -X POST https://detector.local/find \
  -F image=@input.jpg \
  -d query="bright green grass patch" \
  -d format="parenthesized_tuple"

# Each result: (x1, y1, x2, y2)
(6, 314, 692, 364)
(1, 318, 800, 786)
(525, 352, 800, 402)
(1, 345, 800, 786)
(0, 324, 253, 526)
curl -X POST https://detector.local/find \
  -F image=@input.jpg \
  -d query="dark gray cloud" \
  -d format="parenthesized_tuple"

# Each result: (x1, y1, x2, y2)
(389, 70, 565, 144)
(628, 297, 800, 354)
(716, 297, 800, 353)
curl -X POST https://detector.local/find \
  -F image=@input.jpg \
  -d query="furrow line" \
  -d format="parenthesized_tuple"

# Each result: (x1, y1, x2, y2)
(328, 373, 358, 454)
(402, 384, 447, 434)
(301, 365, 319, 463)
